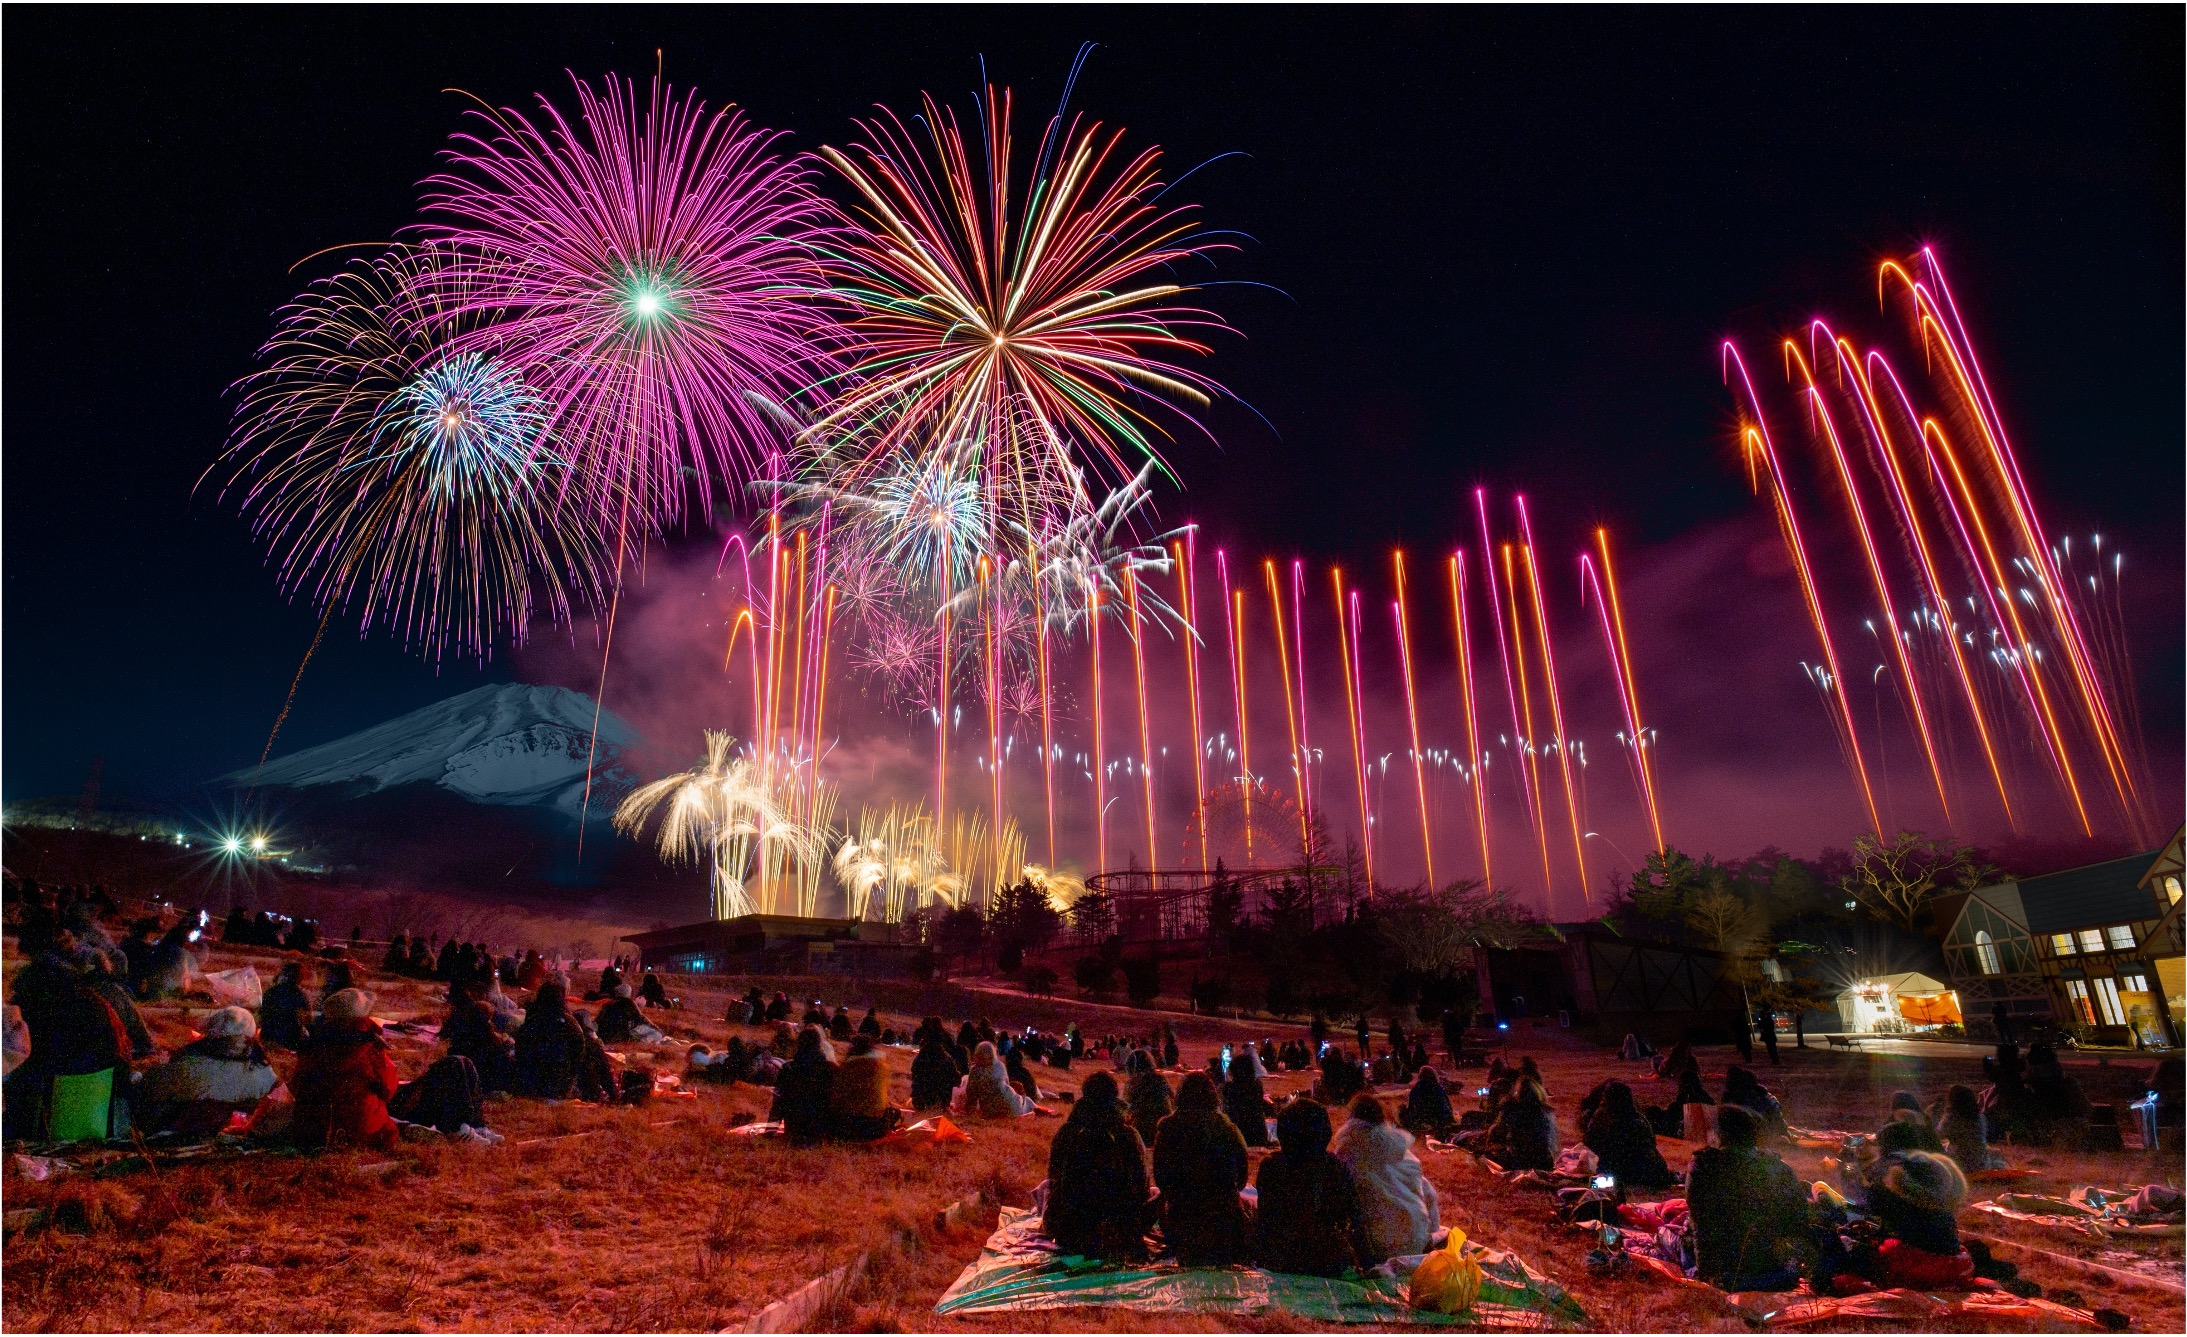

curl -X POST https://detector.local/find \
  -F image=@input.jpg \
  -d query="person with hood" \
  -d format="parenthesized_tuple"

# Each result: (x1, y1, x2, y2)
(1043, 1072, 1155, 1261)
(291, 989, 398, 1152)
(956, 1040, 1034, 1118)
(1687, 1103, 1810, 1291)
(318, 959, 358, 1009)
(910, 1030, 960, 1111)
(1221, 1049, 1274, 1147)
(1256, 1096, 1367, 1277)
(828, 1005, 854, 1043)
(135, 1006, 280, 1138)
(595, 985, 659, 1044)
(1581, 1079, 1676, 1189)
(258, 962, 313, 1051)
(768, 1025, 837, 1144)
(829, 1034, 900, 1140)
(1151, 1072, 1250, 1265)
(1934, 1083, 2004, 1170)
(512, 981, 589, 1099)
(1862, 1149, 1973, 1287)
(1461, 1077, 1557, 1171)
(1330, 1093, 1441, 1262)
(1399, 1066, 1458, 1139)
(1, 928, 131, 1141)
(140, 915, 201, 1002)
(1720, 1065, 1786, 1139)
(440, 982, 516, 1094)
(1125, 1049, 1175, 1137)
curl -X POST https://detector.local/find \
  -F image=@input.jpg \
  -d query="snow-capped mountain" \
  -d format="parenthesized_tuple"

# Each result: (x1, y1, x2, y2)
(232, 684, 639, 821)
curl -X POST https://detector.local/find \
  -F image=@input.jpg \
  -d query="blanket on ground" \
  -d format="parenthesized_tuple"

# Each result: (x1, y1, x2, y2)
(1611, 1252, 2107, 1331)
(1974, 1185, 2185, 1238)
(934, 1206, 1587, 1329)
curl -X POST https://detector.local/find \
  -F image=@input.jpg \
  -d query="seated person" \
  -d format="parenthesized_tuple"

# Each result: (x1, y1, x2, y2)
(1151, 1072, 1250, 1265)
(1043, 1072, 1154, 1261)
(858, 1007, 882, 1039)
(512, 982, 588, 1099)
(1860, 1149, 1973, 1288)
(1687, 1103, 1810, 1290)
(1581, 1078, 1676, 1189)
(829, 1005, 854, 1042)
(768, 1026, 837, 1145)
(1459, 1077, 1556, 1171)
(390, 1054, 486, 1134)
(638, 969, 669, 1008)
(570, 1010, 618, 1102)
(589, 964, 622, 1002)
(1876, 1091, 1944, 1154)
(910, 1031, 961, 1110)
(1620, 1032, 1656, 1060)
(1256, 1096, 1367, 1278)
(1331, 1093, 1440, 1262)
(1004, 1042, 1043, 1103)
(595, 985, 663, 1045)
(1652, 1040, 1694, 1080)
(134, 1006, 279, 1138)
(955, 1041, 1034, 1118)
(828, 1034, 900, 1141)
(258, 962, 312, 1051)
(1314, 1046, 1367, 1106)
(1649, 1063, 1715, 1139)
(1720, 1065, 1786, 1139)
(1220, 1053, 1273, 1147)
(1126, 1050, 1175, 1136)
(440, 982, 516, 1094)
(290, 989, 398, 1152)
(1399, 1065, 1457, 1139)
(1935, 1084, 2005, 1170)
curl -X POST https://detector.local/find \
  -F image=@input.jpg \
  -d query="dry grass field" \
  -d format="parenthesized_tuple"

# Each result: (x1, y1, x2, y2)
(4, 936, 2181, 1333)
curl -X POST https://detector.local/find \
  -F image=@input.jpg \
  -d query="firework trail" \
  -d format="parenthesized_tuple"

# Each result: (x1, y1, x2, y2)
(214, 243, 605, 664)
(1125, 568, 1159, 868)
(1582, 529, 1664, 853)
(1447, 552, 1492, 884)
(1266, 559, 1311, 857)
(1473, 490, 1543, 849)
(1217, 551, 1255, 862)
(1177, 533, 1209, 867)
(1289, 559, 1315, 839)
(614, 730, 828, 919)
(1392, 551, 1436, 888)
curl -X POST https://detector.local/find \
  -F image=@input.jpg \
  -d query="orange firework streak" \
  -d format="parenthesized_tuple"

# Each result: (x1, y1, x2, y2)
(1290, 559, 1315, 835)
(1333, 567, 1373, 886)
(1448, 553, 1492, 885)
(1089, 579, 1107, 872)
(1125, 569, 1158, 869)
(1393, 552, 1436, 889)
(982, 558, 1002, 873)
(1036, 596, 1057, 868)
(1177, 537, 1209, 868)
(1503, 544, 1558, 895)
(1590, 531, 1666, 853)
(1921, 418, 2093, 834)
(1515, 524, 1589, 903)
(1845, 347, 2018, 832)
(759, 514, 786, 905)
(1217, 551, 1252, 861)
(1787, 337, 1955, 826)
(1886, 260, 2141, 831)
(789, 530, 810, 765)
(811, 586, 838, 813)
(935, 563, 950, 838)
(1348, 591, 1375, 888)
(1265, 559, 1310, 857)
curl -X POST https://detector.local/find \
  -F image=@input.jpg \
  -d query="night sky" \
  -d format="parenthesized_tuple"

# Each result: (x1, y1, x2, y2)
(6, 7, 2179, 881)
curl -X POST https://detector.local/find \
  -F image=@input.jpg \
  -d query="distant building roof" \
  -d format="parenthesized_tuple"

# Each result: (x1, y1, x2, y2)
(2013, 851, 2164, 934)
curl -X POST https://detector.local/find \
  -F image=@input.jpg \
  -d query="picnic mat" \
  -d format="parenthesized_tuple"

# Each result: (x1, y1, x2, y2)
(1618, 1254, 2109, 1331)
(934, 1206, 1588, 1329)
(1974, 1186, 2185, 1239)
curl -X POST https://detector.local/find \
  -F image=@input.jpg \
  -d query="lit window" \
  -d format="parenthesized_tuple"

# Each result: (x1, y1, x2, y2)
(2106, 925, 2136, 950)
(2091, 977, 2127, 1027)
(2064, 978, 2096, 1026)
(2052, 933, 2077, 956)
(2164, 875, 2182, 905)
(1974, 930, 2001, 976)
(2119, 972, 2151, 994)
(2078, 929, 2106, 954)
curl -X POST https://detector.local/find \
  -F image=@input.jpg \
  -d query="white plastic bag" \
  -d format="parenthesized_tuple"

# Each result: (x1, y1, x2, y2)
(198, 966, 263, 1010)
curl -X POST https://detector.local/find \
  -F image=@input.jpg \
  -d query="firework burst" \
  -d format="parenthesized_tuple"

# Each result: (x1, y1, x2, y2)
(212, 243, 604, 661)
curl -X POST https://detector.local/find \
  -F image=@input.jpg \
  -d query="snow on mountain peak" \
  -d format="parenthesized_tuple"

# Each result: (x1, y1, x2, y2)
(233, 683, 638, 819)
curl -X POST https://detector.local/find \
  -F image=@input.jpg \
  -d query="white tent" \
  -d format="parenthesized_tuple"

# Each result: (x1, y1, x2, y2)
(1834, 972, 1951, 1034)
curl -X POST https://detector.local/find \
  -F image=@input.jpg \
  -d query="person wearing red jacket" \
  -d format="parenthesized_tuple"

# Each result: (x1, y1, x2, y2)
(291, 988, 398, 1152)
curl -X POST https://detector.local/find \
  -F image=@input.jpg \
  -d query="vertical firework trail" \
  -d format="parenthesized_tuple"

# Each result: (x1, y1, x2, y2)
(936, 562, 950, 838)
(1587, 529, 1665, 852)
(984, 558, 1003, 867)
(1724, 343, 1883, 835)
(1216, 551, 1252, 860)
(1265, 559, 1310, 857)
(1517, 502, 1589, 903)
(1037, 600, 1057, 867)
(1448, 552, 1492, 885)
(1290, 559, 1314, 839)
(1392, 551, 1436, 889)
(1126, 568, 1158, 868)
(1474, 491, 1542, 846)
(1088, 578, 1107, 872)
(1178, 533, 1209, 868)
(1347, 587, 1375, 887)
(1503, 543, 1557, 895)
(1845, 350, 2019, 831)
(1333, 568, 1372, 885)
(1789, 334, 1955, 826)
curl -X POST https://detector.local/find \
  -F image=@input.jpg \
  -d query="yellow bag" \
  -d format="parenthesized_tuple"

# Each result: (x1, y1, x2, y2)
(1408, 1226, 1483, 1313)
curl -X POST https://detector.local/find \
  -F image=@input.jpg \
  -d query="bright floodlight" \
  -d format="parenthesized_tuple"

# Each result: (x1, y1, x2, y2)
(221, 837, 242, 855)
(250, 835, 268, 852)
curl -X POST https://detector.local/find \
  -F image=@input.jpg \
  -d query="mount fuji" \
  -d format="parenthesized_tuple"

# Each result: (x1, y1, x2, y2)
(232, 683, 640, 822)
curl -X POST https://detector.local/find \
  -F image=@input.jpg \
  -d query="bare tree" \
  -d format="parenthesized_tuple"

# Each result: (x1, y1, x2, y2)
(1842, 831, 1997, 936)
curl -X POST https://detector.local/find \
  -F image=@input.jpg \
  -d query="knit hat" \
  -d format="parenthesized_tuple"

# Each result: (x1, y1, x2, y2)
(322, 988, 373, 1021)
(1882, 1150, 1970, 1213)
(200, 1006, 257, 1040)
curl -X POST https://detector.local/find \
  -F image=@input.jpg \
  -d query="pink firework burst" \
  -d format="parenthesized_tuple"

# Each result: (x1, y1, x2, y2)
(419, 72, 842, 540)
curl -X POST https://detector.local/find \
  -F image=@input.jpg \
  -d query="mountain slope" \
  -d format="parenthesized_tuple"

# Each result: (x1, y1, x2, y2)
(232, 684, 638, 820)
